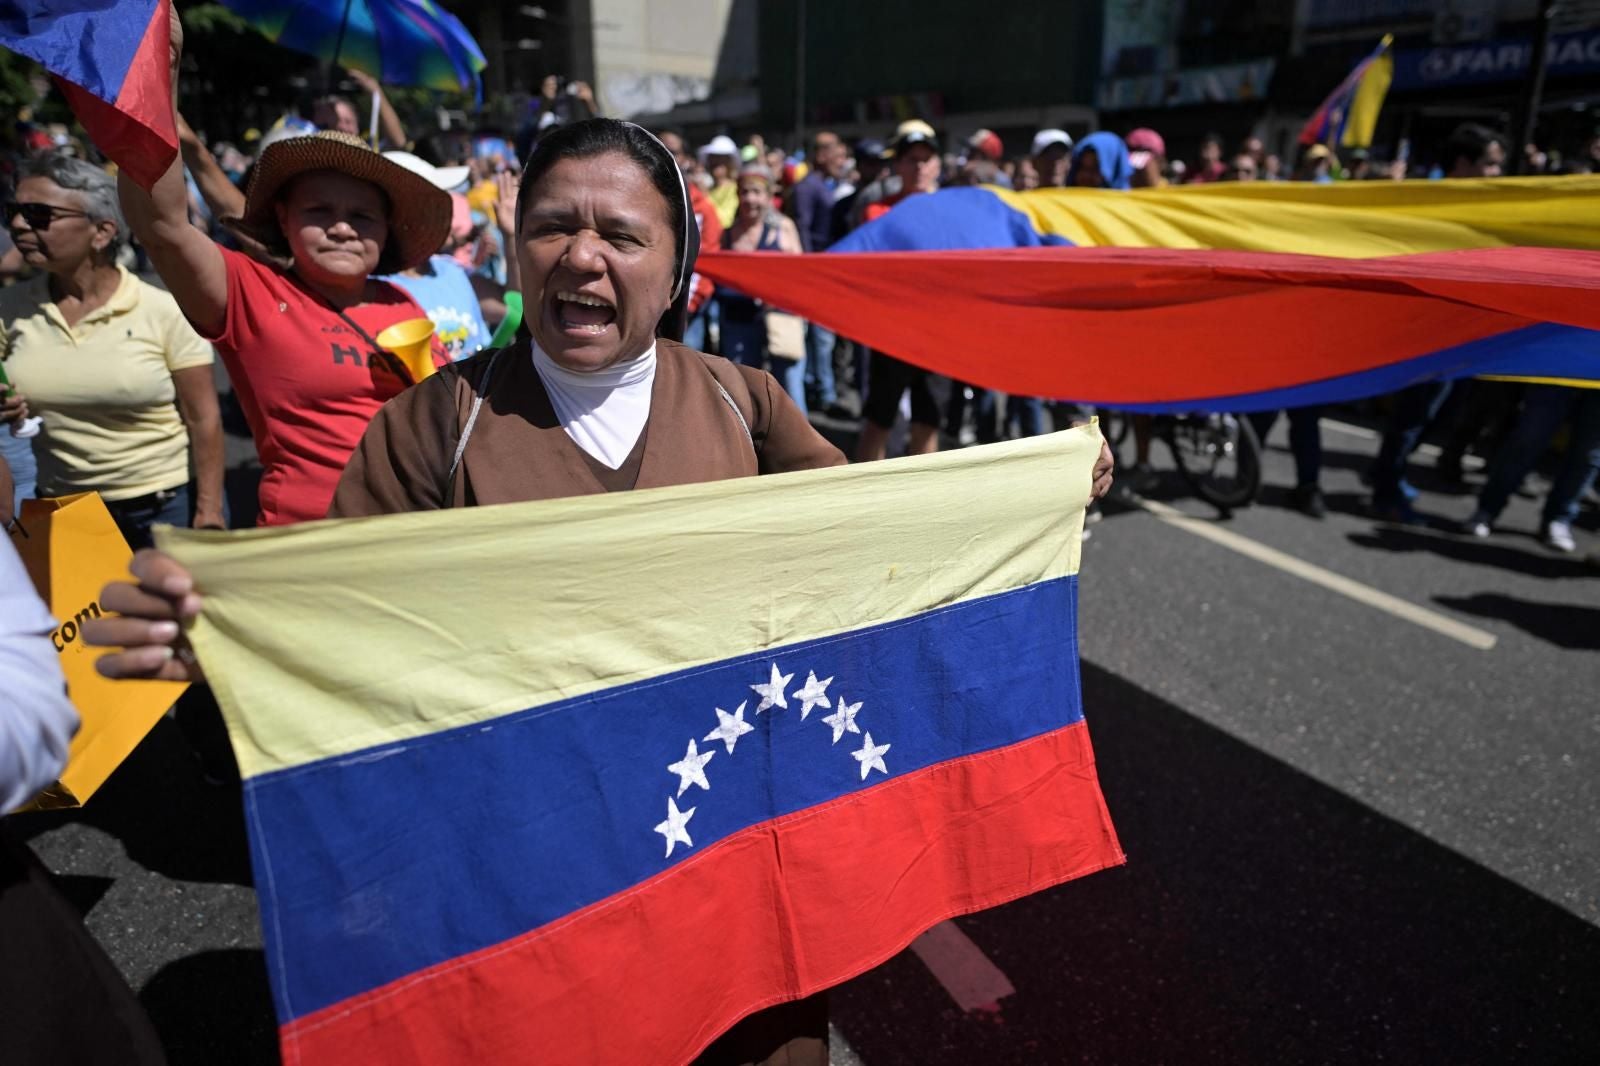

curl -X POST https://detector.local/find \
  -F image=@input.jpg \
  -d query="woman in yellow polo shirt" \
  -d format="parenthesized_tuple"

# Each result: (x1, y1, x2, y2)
(0, 152, 224, 549)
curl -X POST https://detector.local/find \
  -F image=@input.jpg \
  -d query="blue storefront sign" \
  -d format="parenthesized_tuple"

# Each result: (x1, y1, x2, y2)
(1393, 29, 1600, 91)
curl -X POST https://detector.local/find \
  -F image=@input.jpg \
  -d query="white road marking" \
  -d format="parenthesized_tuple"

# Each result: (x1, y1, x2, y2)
(828, 1024, 867, 1066)
(1137, 499, 1499, 651)
(908, 919, 1016, 1012)
(1320, 418, 1485, 468)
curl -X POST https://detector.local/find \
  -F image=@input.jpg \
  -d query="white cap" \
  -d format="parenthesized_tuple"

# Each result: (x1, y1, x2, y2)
(382, 150, 471, 193)
(1031, 129, 1073, 156)
(699, 134, 738, 159)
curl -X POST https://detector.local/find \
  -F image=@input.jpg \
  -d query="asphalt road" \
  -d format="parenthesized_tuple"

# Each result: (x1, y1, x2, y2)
(11, 410, 1599, 1065)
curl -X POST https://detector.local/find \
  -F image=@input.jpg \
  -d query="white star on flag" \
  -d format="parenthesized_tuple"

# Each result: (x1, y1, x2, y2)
(704, 701, 755, 755)
(821, 697, 862, 744)
(667, 738, 715, 796)
(751, 663, 794, 713)
(654, 797, 695, 857)
(792, 671, 834, 720)
(852, 732, 890, 780)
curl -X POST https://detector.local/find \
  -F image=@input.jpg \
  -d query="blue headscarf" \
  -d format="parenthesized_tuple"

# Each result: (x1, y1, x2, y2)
(1067, 131, 1132, 191)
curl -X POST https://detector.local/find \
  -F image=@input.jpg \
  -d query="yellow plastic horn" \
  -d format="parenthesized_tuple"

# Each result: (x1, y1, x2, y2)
(375, 317, 438, 384)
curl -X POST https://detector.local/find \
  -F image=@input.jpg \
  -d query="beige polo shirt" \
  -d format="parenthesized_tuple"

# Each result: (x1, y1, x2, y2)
(0, 267, 212, 501)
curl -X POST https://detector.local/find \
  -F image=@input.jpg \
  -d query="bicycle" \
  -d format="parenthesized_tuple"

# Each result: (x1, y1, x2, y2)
(1099, 410, 1263, 512)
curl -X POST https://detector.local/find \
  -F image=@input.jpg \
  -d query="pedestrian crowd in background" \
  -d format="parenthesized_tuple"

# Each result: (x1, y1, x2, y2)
(4, 54, 1599, 559)
(4, 76, 1597, 557)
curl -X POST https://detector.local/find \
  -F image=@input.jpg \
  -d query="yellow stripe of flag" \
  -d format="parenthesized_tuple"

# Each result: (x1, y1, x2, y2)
(160, 427, 1102, 779)
(989, 175, 1600, 256)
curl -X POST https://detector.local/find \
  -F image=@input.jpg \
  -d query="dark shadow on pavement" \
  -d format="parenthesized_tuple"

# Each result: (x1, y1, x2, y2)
(831, 661, 1600, 1064)
(1311, 488, 1469, 533)
(1434, 593, 1600, 651)
(1304, 444, 1482, 500)
(52, 872, 116, 916)
(11, 717, 254, 887)
(140, 948, 278, 1066)
(1349, 526, 1596, 580)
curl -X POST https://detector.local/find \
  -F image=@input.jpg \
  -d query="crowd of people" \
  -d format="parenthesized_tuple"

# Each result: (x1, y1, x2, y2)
(6, 72, 1593, 547)
(0, 9, 1594, 1058)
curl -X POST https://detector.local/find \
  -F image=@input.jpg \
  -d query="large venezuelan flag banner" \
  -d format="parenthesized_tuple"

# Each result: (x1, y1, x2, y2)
(698, 178, 1600, 410)
(159, 427, 1123, 1065)
(0, 0, 178, 190)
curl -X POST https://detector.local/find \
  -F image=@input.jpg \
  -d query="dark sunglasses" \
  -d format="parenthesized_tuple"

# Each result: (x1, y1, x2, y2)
(4, 201, 92, 231)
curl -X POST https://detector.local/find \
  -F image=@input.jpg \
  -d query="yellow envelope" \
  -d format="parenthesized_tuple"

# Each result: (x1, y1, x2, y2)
(6, 492, 188, 811)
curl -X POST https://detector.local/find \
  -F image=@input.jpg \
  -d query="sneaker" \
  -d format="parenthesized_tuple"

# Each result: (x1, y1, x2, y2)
(1541, 520, 1577, 553)
(1462, 510, 1493, 538)
(1129, 462, 1158, 493)
(1291, 485, 1326, 519)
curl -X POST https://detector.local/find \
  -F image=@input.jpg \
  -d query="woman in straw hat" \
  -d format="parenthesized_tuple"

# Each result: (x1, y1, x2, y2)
(112, 9, 451, 527)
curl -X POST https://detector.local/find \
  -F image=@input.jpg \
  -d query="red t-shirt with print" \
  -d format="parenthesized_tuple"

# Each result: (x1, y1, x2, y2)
(205, 247, 447, 526)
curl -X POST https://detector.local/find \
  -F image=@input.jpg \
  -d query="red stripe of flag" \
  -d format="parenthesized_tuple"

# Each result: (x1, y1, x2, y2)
(53, 0, 177, 191)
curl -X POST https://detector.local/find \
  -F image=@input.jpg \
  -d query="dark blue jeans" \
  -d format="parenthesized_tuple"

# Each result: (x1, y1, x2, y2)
(1477, 386, 1600, 525)
(1250, 406, 1323, 488)
(105, 484, 191, 552)
(804, 323, 837, 406)
(1370, 382, 1453, 508)
(976, 393, 1045, 439)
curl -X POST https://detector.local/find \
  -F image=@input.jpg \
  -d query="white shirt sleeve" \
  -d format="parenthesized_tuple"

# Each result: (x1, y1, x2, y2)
(0, 536, 78, 811)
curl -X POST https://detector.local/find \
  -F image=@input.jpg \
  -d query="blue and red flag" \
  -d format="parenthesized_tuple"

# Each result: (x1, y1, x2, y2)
(162, 427, 1122, 1065)
(0, 0, 177, 189)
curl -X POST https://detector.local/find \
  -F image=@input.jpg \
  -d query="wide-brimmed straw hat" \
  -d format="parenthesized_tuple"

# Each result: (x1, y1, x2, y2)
(237, 131, 451, 273)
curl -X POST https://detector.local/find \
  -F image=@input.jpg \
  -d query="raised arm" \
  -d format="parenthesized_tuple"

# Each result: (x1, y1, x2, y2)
(175, 109, 246, 222)
(116, 7, 228, 338)
(349, 69, 408, 149)
(495, 169, 521, 296)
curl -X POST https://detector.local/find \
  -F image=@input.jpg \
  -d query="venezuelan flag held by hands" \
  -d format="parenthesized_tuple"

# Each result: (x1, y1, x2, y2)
(160, 426, 1123, 1066)
(700, 245, 1600, 410)
(0, 0, 178, 190)
(697, 177, 1600, 411)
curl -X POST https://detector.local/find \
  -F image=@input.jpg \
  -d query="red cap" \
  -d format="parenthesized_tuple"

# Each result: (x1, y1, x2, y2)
(966, 129, 1004, 162)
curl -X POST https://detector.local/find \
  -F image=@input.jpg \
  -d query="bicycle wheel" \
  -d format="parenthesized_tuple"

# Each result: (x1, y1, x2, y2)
(1166, 413, 1262, 510)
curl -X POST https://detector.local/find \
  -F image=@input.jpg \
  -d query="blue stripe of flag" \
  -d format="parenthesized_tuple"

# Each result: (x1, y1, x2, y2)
(0, 0, 160, 105)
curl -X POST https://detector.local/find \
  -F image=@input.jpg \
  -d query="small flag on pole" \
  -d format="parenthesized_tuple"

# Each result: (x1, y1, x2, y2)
(1299, 34, 1394, 150)
(0, 0, 179, 190)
